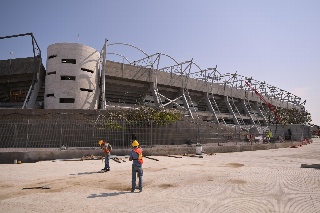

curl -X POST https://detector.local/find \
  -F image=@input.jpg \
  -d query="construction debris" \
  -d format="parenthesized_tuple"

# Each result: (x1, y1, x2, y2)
(301, 164, 320, 169)
(290, 145, 302, 148)
(23, 186, 50, 190)
(55, 155, 126, 163)
(118, 157, 126, 162)
(206, 153, 216, 156)
(62, 158, 82, 161)
(188, 154, 204, 158)
(168, 155, 183, 158)
(182, 153, 203, 158)
(144, 156, 159, 161)
(111, 157, 122, 163)
(81, 154, 103, 161)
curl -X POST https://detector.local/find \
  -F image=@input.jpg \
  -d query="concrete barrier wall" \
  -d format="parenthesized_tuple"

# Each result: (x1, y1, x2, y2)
(0, 141, 302, 164)
(269, 124, 311, 141)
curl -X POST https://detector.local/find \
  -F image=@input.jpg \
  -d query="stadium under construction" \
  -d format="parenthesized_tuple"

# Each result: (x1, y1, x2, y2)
(0, 33, 312, 153)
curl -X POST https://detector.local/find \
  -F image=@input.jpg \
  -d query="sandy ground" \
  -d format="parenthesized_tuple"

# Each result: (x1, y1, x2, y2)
(0, 139, 320, 213)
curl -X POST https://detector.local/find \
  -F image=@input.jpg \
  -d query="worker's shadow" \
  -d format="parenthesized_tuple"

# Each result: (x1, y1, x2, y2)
(87, 192, 129, 198)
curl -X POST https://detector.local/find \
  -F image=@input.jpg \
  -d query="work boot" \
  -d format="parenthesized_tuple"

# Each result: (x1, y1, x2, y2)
(106, 168, 110, 171)
(139, 189, 142, 193)
(131, 189, 135, 193)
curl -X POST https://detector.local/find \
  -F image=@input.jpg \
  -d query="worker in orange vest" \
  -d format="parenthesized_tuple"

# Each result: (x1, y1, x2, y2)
(99, 140, 112, 172)
(129, 140, 143, 192)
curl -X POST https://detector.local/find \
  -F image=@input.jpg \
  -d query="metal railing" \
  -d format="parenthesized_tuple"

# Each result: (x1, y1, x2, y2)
(0, 118, 243, 151)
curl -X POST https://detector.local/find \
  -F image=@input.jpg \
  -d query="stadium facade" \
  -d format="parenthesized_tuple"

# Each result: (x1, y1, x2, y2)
(0, 33, 311, 150)
(0, 36, 306, 124)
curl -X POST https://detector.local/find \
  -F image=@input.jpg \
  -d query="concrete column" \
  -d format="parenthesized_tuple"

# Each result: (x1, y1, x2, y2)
(205, 93, 219, 124)
(224, 96, 239, 125)
(255, 102, 268, 124)
(150, 83, 161, 107)
(45, 43, 100, 109)
(241, 100, 255, 125)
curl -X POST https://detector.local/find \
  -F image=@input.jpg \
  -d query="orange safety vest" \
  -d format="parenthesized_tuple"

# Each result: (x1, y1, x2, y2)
(103, 143, 111, 153)
(133, 147, 143, 164)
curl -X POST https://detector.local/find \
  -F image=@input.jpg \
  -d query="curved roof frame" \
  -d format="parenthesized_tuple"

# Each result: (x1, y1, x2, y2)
(102, 41, 305, 109)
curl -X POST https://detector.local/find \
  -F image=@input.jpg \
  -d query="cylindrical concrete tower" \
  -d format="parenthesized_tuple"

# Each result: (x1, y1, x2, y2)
(44, 43, 100, 109)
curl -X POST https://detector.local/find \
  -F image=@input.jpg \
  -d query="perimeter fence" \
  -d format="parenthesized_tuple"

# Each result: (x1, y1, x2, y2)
(0, 117, 243, 151)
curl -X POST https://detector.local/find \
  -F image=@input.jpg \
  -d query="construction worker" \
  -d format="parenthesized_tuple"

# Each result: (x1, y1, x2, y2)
(269, 130, 273, 142)
(265, 130, 270, 143)
(250, 133, 255, 144)
(129, 140, 143, 192)
(288, 128, 292, 141)
(246, 134, 251, 144)
(100, 140, 112, 172)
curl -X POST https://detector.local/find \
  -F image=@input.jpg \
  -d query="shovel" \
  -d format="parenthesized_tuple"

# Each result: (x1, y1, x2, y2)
(23, 186, 50, 190)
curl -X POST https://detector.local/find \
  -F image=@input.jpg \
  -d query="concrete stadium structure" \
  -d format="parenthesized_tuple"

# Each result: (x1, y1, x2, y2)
(44, 42, 306, 128)
(0, 33, 307, 132)
(0, 34, 313, 163)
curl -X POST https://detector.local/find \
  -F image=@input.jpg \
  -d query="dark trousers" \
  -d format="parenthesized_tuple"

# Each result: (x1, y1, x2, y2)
(104, 154, 110, 170)
(132, 165, 143, 190)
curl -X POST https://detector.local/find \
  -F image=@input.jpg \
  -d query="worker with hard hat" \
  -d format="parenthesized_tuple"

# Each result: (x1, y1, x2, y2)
(129, 140, 143, 192)
(99, 140, 112, 172)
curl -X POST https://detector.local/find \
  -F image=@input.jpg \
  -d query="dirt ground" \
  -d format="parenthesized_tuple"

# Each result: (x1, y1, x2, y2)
(0, 139, 320, 213)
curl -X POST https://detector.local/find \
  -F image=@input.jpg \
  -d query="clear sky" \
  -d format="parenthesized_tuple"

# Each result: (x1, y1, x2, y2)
(0, 0, 319, 125)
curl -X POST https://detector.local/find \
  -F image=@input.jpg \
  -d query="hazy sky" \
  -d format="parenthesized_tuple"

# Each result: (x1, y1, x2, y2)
(0, 0, 319, 125)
